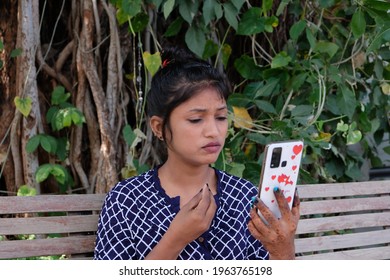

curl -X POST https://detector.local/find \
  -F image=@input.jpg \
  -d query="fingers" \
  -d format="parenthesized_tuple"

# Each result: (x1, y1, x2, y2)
(272, 187, 292, 218)
(186, 186, 205, 210)
(291, 189, 300, 222)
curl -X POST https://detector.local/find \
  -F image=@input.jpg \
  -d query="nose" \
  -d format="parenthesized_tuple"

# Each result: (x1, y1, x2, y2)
(204, 118, 220, 138)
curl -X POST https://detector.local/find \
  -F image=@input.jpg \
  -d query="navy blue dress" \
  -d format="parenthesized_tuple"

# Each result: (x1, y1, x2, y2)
(94, 166, 269, 260)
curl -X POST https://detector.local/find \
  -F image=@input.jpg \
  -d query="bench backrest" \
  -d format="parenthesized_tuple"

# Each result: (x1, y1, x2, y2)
(0, 194, 106, 259)
(1, 180, 389, 260)
(296, 180, 390, 260)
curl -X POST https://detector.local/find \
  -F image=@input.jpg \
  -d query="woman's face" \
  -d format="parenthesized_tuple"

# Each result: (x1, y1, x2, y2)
(166, 88, 228, 167)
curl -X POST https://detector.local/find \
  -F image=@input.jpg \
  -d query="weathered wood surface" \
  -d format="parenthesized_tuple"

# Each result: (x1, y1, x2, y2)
(296, 180, 390, 260)
(0, 194, 106, 259)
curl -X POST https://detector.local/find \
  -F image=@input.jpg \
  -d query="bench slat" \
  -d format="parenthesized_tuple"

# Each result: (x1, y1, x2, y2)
(295, 228, 390, 253)
(296, 246, 390, 260)
(300, 196, 390, 215)
(297, 180, 390, 199)
(296, 212, 390, 234)
(0, 194, 106, 214)
(0, 215, 100, 235)
(0, 235, 96, 259)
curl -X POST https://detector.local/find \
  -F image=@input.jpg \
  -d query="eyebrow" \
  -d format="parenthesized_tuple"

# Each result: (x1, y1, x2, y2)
(188, 105, 227, 113)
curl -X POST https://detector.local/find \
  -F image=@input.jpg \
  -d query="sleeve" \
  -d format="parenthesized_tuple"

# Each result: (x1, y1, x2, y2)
(94, 190, 137, 260)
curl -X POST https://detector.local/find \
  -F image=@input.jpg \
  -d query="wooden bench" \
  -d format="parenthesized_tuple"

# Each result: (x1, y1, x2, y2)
(0, 194, 106, 259)
(295, 180, 390, 259)
(0, 180, 389, 260)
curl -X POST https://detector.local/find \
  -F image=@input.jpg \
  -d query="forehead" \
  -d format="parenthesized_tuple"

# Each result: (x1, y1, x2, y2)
(176, 88, 227, 112)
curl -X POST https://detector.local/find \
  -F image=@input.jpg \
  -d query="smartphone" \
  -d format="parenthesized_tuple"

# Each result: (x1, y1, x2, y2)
(257, 140, 304, 219)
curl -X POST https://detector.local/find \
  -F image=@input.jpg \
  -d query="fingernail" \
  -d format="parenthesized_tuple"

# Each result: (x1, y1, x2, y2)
(273, 186, 280, 193)
(250, 196, 259, 208)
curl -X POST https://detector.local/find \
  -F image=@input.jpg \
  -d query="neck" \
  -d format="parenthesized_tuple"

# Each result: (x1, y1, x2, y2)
(158, 159, 216, 197)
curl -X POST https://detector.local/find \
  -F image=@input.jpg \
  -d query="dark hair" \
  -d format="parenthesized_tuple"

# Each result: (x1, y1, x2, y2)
(146, 46, 231, 161)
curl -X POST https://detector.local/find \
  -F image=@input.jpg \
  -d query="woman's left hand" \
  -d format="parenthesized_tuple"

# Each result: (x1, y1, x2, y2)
(248, 188, 300, 260)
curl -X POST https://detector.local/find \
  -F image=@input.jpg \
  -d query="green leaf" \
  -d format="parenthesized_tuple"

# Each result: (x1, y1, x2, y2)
(164, 17, 184, 37)
(262, 0, 273, 13)
(17, 185, 36, 197)
(254, 78, 279, 98)
(214, 2, 223, 20)
(254, 100, 277, 114)
(185, 26, 206, 58)
(291, 105, 313, 117)
(123, 124, 137, 146)
(351, 9, 366, 38)
(10, 48, 22, 58)
(271, 52, 292, 69)
(337, 86, 357, 120)
(221, 44, 232, 69)
(71, 109, 85, 125)
(271, 51, 292, 68)
(226, 162, 245, 178)
(314, 41, 339, 58)
(276, 0, 291, 16)
(179, 0, 199, 24)
(55, 137, 68, 161)
(237, 8, 265, 35)
(234, 55, 263, 80)
(116, 7, 129, 25)
(306, 28, 316, 50)
(62, 108, 72, 128)
(121, 0, 142, 18)
(35, 164, 53, 183)
(163, 0, 175, 19)
(223, 2, 238, 30)
(143, 51, 161, 77)
(14, 96, 32, 117)
(346, 129, 362, 145)
(289, 20, 306, 41)
(51, 86, 70, 105)
(130, 12, 149, 33)
(383, 146, 390, 155)
(50, 165, 66, 185)
(26, 135, 41, 153)
(40, 135, 58, 154)
(367, 27, 390, 53)
(336, 121, 349, 132)
(203, 40, 219, 60)
(203, 0, 217, 25)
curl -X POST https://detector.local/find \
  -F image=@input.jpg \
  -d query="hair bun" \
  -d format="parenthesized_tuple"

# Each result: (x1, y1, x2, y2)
(161, 46, 198, 67)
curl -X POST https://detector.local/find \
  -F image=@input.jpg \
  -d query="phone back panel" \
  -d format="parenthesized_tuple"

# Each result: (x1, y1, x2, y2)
(258, 140, 303, 218)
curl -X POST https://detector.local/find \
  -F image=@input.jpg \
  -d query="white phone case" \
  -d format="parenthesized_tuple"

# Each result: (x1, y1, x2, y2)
(257, 140, 304, 219)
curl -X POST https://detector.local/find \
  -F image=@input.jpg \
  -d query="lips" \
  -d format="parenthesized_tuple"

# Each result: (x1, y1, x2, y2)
(202, 142, 221, 153)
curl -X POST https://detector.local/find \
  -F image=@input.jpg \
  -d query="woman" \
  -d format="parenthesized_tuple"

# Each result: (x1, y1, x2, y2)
(94, 47, 299, 260)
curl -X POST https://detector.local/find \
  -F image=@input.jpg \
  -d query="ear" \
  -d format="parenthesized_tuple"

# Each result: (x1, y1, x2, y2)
(150, 116, 164, 140)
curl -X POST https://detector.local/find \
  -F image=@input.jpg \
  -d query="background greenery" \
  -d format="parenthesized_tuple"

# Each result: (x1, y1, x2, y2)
(1, 0, 390, 193)
(117, 0, 390, 185)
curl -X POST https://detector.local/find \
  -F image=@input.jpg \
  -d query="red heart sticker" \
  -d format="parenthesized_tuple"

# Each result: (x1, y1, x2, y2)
(271, 200, 275, 203)
(286, 196, 292, 203)
(265, 187, 270, 192)
(291, 155, 296, 160)
(293, 144, 303, 155)
(271, 175, 276, 180)
(292, 165, 297, 171)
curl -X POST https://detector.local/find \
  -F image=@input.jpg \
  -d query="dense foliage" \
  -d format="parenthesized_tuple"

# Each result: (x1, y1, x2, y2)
(114, 0, 390, 185)
(1, 0, 389, 194)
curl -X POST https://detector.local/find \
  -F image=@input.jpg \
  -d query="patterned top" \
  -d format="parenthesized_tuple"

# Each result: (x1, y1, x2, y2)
(94, 166, 269, 260)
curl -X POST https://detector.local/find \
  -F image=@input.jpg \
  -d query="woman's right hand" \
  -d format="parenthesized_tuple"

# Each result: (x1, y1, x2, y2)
(169, 184, 217, 246)
(145, 184, 216, 259)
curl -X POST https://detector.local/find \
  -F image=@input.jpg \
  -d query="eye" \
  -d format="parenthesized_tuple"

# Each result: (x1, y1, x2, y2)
(188, 119, 202, 123)
(216, 116, 227, 121)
